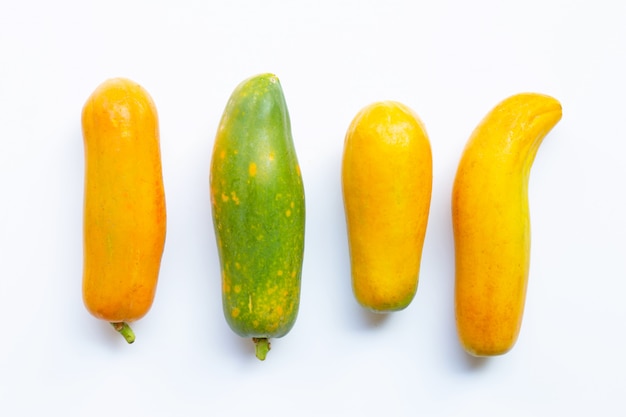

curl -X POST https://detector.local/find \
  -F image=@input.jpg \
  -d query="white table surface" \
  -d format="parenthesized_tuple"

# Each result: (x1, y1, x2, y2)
(1, 1, 624, 416)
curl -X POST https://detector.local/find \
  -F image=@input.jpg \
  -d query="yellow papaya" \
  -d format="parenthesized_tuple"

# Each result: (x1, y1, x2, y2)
(81, 78, 166, 343)
(342, 101, 432, 312)
(453, 93, 562, 356)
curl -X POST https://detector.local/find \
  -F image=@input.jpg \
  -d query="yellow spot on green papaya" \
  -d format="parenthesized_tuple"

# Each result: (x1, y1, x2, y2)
(221, 193, 229, 202)
(277, 270, 283, 276)
(249, 162, 257, 177)
(286, 209, 291, 217)
(231, 307, 240, 318)
(220, 150, 226, 159)
(234, 285, 242, 294)
(222, 272, 231, 293)
(269, 152, 275, 161)
(231, 191, 240, 205)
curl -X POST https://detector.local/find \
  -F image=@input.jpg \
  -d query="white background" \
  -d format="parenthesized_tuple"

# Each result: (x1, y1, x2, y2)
(1, 1, 625, 416)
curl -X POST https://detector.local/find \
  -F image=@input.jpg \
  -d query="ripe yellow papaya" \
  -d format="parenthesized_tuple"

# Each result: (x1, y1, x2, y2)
(452, 93, 562, 356)
(81, 78, 167, 343)
(342, 101, 432, 312)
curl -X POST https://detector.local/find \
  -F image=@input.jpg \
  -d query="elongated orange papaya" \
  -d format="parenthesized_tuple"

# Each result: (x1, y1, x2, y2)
(81, 78, 167, 343)
(342, 101, 432, 312)
(453, 93, 562, 356)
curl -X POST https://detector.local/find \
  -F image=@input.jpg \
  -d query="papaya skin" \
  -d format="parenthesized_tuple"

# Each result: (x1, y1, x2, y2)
(81, 78, 166, 343)
(210, 74, 305, 360)
(342, 101, 432, 312)
(452, 93, 562, 356)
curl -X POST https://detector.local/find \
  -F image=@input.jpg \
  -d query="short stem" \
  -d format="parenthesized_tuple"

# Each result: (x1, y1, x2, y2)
(111, 322, 135, 344)
(252, 337, 271, 361)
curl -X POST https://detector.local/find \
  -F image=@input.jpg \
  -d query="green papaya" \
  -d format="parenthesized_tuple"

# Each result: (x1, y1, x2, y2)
(210, 73, 305, 361)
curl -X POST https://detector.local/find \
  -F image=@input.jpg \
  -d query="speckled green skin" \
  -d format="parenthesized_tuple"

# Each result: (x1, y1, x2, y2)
(210, 74, 305, 339)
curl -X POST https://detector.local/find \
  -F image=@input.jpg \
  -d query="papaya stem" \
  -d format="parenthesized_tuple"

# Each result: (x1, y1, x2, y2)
(111, 322, 135, 344)
(252, 337, 271, 361)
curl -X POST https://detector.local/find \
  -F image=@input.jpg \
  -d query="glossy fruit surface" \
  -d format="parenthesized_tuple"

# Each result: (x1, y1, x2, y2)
(82, 77, 166, 343)
(453, 93, 562, 356)
(210, 73, 305, 360)
(342, 101, 432, 312)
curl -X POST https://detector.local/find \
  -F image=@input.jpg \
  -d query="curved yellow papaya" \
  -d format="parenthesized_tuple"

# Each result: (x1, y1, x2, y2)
(81, 78, 167, 343)
(452, 93, 562, 356)
(342, 101, 432, 312)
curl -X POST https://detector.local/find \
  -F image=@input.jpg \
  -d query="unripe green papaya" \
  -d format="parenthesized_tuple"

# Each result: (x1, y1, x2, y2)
(210, 73, 305, 361)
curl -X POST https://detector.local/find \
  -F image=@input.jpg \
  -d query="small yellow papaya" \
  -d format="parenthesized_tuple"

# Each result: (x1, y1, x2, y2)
(342, 101, 432, 312)
(81, 78, 167, 343)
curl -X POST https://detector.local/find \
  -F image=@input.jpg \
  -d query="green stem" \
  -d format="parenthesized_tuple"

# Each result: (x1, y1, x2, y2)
(252, 337, 271, 361)
(111, 322, 135, 344)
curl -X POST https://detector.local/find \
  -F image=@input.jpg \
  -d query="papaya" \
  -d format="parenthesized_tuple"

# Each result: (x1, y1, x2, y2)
(81, 78, 167, 343)
(210, 73, 305, 360)
(452, 93, 562, 356)
(342, 101, 432, 312)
